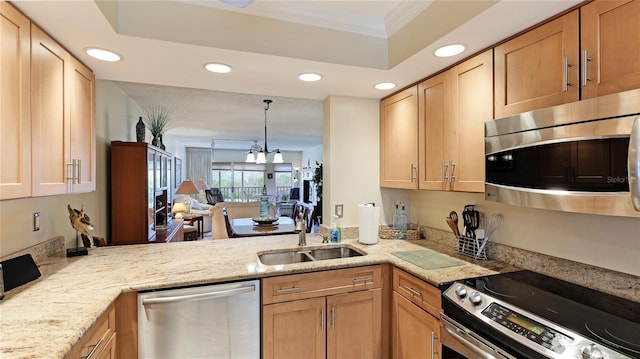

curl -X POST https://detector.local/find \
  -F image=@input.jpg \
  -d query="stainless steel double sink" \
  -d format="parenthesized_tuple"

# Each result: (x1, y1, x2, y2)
(258, 244, 365, 265)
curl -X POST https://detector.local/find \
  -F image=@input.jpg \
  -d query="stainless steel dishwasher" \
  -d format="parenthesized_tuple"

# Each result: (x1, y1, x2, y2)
(137, 279, 260, 359)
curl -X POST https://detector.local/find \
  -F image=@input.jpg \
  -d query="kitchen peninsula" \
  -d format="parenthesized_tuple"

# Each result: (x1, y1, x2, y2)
(1, 234, 513, 359)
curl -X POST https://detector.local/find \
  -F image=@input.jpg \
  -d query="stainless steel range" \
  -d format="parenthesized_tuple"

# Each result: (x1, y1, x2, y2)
(440, 270, 639, 359)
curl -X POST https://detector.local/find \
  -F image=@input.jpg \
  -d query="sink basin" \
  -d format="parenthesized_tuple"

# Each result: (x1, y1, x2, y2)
(258, 245, 366, 265)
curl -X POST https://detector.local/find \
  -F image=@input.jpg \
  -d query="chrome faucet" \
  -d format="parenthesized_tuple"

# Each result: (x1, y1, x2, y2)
(296, 213, 306, 246)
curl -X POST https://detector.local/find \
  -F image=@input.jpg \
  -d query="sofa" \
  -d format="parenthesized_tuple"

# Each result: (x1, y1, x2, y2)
(172, 197, 213, 233)
(210, 201, 276, 239)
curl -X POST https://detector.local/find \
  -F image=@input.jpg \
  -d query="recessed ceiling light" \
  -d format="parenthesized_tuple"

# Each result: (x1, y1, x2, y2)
(434, 44, 466, 58)
(84, 47, 121, 62)
(374, 82, 396, 90)
(298, 73, 322, 82)
(204, 63, 232, 73)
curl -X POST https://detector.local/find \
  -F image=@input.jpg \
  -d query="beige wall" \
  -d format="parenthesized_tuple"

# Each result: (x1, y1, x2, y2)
(323, 95, 386, 227)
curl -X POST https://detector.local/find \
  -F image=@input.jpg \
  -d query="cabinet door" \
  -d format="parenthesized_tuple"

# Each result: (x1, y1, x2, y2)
(30, 24, 70, 196)
(0, 2, 31, 200)
(451, 49, 493, 192)
(495, 10, 579, 117)
(327, 289, 382, 359)
(67, 56, 95, 193)
(418, 71, 452, 190)
(380, 86, 418, 189)
(581, 0, 640, 99)
(392, 292, 440, 359)
(263, 297, 326, 359)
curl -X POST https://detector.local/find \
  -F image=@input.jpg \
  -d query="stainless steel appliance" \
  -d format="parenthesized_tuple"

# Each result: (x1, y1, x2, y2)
(485, 88, 640, 218)
(439, 271, 639, 359)
(137, 279, 260, 359)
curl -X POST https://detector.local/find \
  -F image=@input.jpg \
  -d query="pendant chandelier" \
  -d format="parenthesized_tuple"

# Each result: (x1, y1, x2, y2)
(246, 99, 283, 164)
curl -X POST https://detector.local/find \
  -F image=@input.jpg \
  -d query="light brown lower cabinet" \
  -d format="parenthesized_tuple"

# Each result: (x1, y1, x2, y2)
(392, 292, 440, 359)
(262, 266, 383, 359)
(392, 268, 441, 359)
(64, 304, 116, 359)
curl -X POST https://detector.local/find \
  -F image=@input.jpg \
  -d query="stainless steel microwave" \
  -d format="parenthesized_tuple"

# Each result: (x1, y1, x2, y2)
(485, 89, 640, 218)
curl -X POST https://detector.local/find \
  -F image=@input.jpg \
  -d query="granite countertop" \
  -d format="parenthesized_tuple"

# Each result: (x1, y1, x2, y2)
(0, 235, 516, 359)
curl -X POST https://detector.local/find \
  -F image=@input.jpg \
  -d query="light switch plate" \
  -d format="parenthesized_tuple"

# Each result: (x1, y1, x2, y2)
(33, 212, 40, 231)
(335, 204, 343, 218)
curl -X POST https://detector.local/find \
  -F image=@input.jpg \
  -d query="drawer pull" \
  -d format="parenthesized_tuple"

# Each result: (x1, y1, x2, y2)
(404, 285, 423, 297)
(352, 277, 373, 285)
(79, 337, 103, 359)
(276, 286, 300, 294)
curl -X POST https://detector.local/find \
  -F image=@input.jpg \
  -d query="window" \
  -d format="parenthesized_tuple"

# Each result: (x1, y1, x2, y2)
(211, 163, 293, 202)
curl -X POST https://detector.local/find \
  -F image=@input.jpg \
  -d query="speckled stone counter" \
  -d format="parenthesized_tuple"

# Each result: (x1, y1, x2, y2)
(0, 234, 519, 359)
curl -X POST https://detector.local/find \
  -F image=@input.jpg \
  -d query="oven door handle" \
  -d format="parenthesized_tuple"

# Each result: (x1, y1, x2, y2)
(441, 315, 511, 359)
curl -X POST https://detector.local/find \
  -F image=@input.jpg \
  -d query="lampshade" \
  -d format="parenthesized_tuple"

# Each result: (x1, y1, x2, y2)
(195, 179, 209, 190)
(255, 150, 267, 164)
(246, 149, 256, 163)
(176, 180, 200, 195)
(273, 149, 283, 163)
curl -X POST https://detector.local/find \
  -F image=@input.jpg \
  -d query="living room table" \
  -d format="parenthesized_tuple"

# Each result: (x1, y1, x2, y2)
(182, 214, 204, 239)
(229, 217, 297, 237)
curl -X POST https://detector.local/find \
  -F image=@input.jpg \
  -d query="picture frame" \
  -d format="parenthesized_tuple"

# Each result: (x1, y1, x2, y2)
(174, 157, 182, 188)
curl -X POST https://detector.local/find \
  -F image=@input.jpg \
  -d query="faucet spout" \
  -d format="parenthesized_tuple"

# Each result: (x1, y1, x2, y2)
(296, 213, 306, 246)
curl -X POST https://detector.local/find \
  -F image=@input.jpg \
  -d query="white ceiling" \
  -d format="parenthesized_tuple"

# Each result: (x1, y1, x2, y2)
(12, 0, 581, 150)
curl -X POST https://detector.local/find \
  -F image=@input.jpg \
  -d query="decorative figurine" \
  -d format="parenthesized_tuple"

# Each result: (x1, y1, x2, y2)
(67, 204, 93, 257)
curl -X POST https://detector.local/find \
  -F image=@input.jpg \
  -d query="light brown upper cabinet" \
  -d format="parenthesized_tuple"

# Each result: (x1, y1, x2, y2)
(1, 3, 95, 200)
(418, 50, 493, 193)
(581, 0, 640, 99)
(494, 10, 579, 118)
(495, 0, 640, 117)
(0, 2, 31, 200)
(380, 86, 419, 189)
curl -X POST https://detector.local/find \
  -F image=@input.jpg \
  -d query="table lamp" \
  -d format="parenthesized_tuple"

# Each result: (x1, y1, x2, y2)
(175, 179, 200, 213)
(172, 202, 188, 219)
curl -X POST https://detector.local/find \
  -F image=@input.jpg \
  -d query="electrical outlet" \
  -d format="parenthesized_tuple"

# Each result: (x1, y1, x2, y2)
(33, 212, 40, 231)
(335, 204, 343, 218)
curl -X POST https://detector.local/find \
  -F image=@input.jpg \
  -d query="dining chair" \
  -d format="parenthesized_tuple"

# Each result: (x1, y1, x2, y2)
(222, 208, 237, 238)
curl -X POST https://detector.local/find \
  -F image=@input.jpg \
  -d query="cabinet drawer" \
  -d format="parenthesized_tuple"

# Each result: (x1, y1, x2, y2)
(65, 305, 116, 359)
(263, 265, 382, 304)
(392, 268, 441, 317)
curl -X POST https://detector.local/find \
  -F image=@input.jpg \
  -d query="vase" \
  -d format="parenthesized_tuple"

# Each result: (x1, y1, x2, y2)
(136, 117, 145, 142)
(152, 136, 159, 147)
(159, 135, 166, 150)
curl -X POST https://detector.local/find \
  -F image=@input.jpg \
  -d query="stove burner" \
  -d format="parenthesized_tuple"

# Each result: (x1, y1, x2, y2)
(585, 323, 640, 356)
(481, 277, 536, 299)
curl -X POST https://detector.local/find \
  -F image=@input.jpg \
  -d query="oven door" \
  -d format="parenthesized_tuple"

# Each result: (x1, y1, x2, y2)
(441, 315, 517, 359)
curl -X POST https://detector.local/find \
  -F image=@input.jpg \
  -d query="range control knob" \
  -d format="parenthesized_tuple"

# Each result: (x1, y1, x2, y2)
(581, 344, 603, 359)
(469, 291, 483, 305)
(455, 285, 467, 298)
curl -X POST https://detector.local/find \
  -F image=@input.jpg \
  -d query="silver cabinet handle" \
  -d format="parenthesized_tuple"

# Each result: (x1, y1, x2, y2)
(79, 337, 103, 359)
(275, 286, 301, 294)
(630, 117, 640, 211)
(404, 285, 422, 297)
(449, 160, 455, 185)
(77, 159, 82, 184)
(563, 56, 573, 92)
(142, 285, 255, 305)
(331, 306, 335, 331)
(442, 160, 449, 182)
(410, 163, 417, 183)
(352, 277, 373, 285)
(431, 332, 438, 359)
(321, 306, 325, 333)
(582, 50, 592, 87)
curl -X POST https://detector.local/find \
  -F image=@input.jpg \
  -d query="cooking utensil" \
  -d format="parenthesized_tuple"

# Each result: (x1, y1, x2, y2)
(448, 211, 459, 235)
(485, 213, 503, 239)
(446, 217, 459, 236)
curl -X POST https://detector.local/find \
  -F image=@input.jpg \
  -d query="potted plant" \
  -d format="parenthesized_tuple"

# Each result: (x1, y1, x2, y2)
(142, 105, 173, 149)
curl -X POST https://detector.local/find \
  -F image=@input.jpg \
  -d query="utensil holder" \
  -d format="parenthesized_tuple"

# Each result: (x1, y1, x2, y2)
(455, 234, 488, 260)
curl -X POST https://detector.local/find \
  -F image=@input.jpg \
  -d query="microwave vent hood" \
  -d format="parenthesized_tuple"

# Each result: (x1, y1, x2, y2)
(484, 88, 640, 218)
